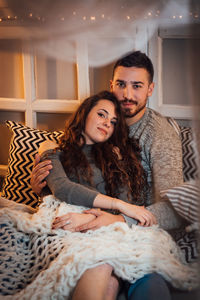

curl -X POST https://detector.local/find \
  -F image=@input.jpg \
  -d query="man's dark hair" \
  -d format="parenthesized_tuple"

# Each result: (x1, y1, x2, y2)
(112, 51, 154, 83)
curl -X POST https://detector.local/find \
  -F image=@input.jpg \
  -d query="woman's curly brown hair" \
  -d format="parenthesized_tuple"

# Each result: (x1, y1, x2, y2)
(59, 90, 148, 205)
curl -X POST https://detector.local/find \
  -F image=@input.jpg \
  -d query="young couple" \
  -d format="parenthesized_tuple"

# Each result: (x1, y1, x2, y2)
(31, 51, 184, 300)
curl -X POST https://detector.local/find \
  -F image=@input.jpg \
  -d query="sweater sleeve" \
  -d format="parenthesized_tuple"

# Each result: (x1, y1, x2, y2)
(41, 149, 99, 207)
(147, 120, 184, 230)
(151, 123, 183, 191)
(147, 201, 186, 230)
(121, 214, 138, 227)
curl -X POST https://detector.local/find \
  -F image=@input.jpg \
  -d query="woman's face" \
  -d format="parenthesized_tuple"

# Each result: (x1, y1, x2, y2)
(84, 99, 118, 145)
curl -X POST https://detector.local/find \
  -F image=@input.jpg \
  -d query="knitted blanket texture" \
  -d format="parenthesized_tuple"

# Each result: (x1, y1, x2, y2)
(0, 195, 198, 299)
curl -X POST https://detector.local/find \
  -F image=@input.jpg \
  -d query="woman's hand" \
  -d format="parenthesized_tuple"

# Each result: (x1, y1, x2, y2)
(52, 212, 96, 232)
(116, 201, 157, 226)
(75, 209, 125, 232)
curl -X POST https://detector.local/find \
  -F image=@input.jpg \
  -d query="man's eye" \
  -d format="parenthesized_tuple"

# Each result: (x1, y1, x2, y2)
(116, 82, 125, 88)
(133, 84, 142, 89)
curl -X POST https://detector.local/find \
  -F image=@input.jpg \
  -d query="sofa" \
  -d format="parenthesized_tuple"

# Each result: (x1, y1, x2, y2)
(0, 119, 199, 299)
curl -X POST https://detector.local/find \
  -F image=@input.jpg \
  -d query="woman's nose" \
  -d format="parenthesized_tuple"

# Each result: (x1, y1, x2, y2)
(103, 119, 110, 128)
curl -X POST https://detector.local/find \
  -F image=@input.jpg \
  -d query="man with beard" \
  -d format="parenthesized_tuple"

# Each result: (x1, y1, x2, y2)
(30, 51, 185, 300)
(109, 51, 183, 213)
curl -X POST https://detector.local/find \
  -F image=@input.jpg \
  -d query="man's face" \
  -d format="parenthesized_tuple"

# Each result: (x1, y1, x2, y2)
(110, 66, 154, 124)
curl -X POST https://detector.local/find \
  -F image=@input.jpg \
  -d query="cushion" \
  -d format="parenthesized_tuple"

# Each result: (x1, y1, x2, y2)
(166, 116, 181, 136)
(173, 228, 198, 263)
(1, 121, 63, 208)
(180, 127, 199, 182)
(160, 181, 200, 224)
(167, 117, 199, 182)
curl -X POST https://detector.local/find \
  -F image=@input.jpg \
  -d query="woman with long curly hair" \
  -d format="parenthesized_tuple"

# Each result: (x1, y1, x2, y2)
(38, 90, 156, 300)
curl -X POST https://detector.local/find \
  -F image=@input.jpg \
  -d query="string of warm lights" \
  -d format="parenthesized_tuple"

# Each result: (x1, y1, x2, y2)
(0, 10, 199, 24)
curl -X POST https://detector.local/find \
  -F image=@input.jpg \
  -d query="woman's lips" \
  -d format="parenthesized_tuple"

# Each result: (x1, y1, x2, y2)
(97, 127, 107, 135)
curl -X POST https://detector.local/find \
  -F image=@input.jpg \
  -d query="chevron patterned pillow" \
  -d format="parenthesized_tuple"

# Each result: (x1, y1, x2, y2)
(180, 127, 199, 181)
(167, 118, 199, 182)
(1, 121, 63, 208)
(173, 228, 198, 263)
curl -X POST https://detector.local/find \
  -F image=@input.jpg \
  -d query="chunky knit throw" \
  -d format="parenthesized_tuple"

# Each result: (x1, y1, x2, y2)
(0, 196, 198, 299)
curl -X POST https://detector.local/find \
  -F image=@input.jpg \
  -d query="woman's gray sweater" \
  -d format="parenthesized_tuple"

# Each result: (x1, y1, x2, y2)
(41, 145, 137, 225)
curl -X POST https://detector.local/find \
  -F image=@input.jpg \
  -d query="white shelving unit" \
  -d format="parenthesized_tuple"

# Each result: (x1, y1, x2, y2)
(0, 33, 90, 176)
(0, 22, 198, 177)
(148, 24, 198, 120)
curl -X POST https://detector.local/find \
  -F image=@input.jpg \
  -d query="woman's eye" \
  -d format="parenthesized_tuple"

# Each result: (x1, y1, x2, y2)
(111, 120, 117, 126)
(97, 112, 105, 118)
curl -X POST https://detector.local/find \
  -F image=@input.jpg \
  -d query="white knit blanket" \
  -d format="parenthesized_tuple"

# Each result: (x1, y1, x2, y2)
(0, 195, 198, 299)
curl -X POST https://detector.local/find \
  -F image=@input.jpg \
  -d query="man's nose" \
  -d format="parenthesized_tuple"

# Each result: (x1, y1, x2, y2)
(124, 85, 133, 99)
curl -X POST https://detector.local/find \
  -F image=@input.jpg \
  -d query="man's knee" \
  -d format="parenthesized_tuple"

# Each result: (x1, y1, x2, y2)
(128, 273, 171, 300)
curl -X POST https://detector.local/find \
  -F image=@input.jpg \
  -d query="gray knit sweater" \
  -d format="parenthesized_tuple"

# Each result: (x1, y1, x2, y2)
(129, 108, 185, 229)
(41, 145, 138, 225)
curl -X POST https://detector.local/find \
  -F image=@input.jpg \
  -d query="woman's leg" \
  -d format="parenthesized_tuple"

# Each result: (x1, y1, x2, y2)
(105, 274, 120, 300)
(72, 264, 118, 300)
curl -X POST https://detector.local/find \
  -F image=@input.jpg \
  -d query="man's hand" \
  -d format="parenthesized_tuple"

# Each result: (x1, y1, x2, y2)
(30, 153, 52, 195)
(52, 212, 96, 232)
(75, 209, 125, 232)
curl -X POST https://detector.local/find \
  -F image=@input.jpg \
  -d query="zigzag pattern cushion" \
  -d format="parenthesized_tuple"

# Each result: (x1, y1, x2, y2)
(160, 181, 200, 224)
(180, 127, 199, 181)
(1, 121, 63, 208)
(173, 229, 198, 263)
(167, 117, 199, 181)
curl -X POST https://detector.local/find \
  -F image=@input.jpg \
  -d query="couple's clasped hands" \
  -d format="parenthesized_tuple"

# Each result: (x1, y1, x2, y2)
(52, 203, 157, 232)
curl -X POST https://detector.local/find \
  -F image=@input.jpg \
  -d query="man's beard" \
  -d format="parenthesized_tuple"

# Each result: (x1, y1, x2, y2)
(120, 99, 147, 119)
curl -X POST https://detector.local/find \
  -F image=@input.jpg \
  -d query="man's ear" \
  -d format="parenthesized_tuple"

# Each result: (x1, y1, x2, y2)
(148, 82, 155, 97)
(110, 79, 113, 91)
